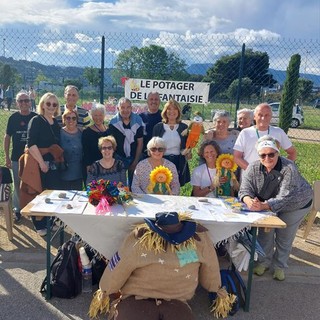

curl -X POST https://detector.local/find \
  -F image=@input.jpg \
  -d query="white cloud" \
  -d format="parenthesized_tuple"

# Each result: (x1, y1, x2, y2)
(75, 33, 96, 43)
(142, 29, 282, 65)
(0, 0, 318, 40)
(37, 40, 87, 55)
(0, 1, 318, 72)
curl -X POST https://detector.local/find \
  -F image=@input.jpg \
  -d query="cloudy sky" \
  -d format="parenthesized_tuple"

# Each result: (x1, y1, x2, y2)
(0, 0, 319, 71)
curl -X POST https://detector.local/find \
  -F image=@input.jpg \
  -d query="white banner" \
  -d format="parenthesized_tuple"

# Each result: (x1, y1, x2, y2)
(125, 78, 210, 104)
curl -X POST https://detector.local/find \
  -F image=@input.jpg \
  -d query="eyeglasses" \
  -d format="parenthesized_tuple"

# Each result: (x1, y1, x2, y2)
(150, 147, 165, 153)
(45, 101, 58, 108)
(18, 99, 30, 103)
(66, 116, 77, 121)
(101, 146, 113, 151)
(259, 152, 277, 159)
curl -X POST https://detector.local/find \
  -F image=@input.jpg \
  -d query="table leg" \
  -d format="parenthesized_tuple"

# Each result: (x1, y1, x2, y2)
(46, 217, 52, 300)
(244, 227, 257, 312)
(59, 222, 64, 246)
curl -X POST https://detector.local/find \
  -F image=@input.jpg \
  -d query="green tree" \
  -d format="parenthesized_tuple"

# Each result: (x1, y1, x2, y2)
(63, 79, 83, 91)
(297, 78, 313, 102)
(34, 70, 49, 87)
(114, 46, 142, 78)
(227, 77, 253, 100)
(279, 54, 301, 133)
(83, 67, 100, 86)
(203, 49, 275, 99)
(0, 64, 15, 89)
(114, 45, 187, 80)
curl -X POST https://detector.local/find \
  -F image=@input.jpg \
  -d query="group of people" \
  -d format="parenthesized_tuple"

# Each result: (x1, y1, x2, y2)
(0, 85, 36, 111)
(3, 84, 313, 317)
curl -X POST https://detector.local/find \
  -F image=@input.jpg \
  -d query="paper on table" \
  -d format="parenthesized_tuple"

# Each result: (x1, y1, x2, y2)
(30, 200, 61, 213)
(49, 190, 77, 201)
(55, 201, 87, 214)
(73, 191, 89, 202)
(30, 194, 47, 204)
(124, 194, 272, 223)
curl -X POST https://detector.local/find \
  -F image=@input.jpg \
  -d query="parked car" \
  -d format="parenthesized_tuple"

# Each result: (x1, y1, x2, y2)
(269, 102, 304, 128)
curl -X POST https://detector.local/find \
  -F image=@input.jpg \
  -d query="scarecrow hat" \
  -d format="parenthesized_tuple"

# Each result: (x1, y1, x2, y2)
(144, 212, 197, 245)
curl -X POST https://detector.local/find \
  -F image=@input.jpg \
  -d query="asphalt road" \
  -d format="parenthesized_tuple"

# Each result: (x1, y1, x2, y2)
(1, 215, 320, 320)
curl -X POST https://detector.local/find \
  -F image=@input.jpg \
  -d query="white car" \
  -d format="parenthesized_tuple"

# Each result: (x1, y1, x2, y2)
(269, 102, 304, 128)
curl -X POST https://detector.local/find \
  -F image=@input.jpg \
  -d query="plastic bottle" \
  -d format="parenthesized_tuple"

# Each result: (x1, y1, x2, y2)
(79, 247, 92, 293)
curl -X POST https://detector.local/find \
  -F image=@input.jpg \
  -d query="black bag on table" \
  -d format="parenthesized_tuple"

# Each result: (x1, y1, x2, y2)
(40, 240, 82, 299)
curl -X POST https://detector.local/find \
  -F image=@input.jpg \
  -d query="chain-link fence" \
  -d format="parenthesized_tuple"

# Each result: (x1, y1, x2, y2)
(0, 29, 319, 181)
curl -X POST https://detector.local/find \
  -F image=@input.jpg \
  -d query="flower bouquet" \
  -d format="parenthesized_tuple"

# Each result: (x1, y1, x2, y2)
(86, 179, 132, 215)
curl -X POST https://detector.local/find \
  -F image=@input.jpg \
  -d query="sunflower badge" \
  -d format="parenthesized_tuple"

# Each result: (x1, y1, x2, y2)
(147, 165, 173, 195)
(214, 154, 239, 196)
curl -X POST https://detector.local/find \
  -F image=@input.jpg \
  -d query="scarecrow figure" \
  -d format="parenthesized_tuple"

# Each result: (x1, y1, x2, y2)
(89, 212, 236, 319)
(182, 111, 205, 155)
(214, 154, 239, 197)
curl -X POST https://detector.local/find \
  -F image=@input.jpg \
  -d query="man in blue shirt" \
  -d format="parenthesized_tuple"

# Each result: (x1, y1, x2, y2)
(140, 92, 162, 156)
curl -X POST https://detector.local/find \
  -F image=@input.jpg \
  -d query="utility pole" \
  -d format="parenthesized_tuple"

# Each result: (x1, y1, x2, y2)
(3, 38, 6, 57)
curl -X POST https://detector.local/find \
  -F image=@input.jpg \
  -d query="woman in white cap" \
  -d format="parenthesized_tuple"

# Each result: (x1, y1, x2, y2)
(238, 135, 312, 281)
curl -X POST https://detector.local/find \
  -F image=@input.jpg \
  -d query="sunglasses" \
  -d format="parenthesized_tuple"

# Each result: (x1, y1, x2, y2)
(18, 99, 30, 103)
(150, 147, 165, 153)
(259, 152, 277, 159)
(45, 101, 58, 108)
(101, 146, 113, 151)
(66, 116, 77, 121)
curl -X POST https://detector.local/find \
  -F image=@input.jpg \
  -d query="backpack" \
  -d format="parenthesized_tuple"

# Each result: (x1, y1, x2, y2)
(220, 268, 246, 315)
(0, 166, 12, 202)
(209, 268, 246, 316)
(40, 240, 82, 299)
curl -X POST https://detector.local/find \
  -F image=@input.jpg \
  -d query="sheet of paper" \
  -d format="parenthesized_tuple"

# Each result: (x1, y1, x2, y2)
(48, 190, 77, 201)
(73, 191, 89, 202)
(30, 200, 61, 213)
(55, 201, 87, 214)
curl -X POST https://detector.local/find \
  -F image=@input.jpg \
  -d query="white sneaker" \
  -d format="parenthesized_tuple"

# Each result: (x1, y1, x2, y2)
(37, 228, 47, 237)
(52, 220, 62, 232)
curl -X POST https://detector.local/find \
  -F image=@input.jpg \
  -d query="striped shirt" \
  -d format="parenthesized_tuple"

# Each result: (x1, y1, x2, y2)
(56, 105, 91, 129)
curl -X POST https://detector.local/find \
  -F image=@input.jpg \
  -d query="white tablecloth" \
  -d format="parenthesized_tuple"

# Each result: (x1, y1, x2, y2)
(47, 193, 271, 258)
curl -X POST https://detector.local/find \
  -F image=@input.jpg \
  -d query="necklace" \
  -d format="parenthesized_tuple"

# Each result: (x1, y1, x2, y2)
(94, 124, 106, 132)
(206, 164, 214, 186)
(256, 126, 270, 138)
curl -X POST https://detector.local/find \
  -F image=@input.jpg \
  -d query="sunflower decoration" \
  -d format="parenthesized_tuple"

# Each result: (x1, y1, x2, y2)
(86, 179, 132, 214)
(147, 165, 173, 195)
(214, 154, 239, 197)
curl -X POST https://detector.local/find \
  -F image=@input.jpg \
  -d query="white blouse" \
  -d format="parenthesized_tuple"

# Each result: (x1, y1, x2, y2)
(162, 124, 181, 155)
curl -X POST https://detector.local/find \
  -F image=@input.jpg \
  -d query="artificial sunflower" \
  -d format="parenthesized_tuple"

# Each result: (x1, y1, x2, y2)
(147, 165, 173, 195)
(216, 154, 238, 172)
